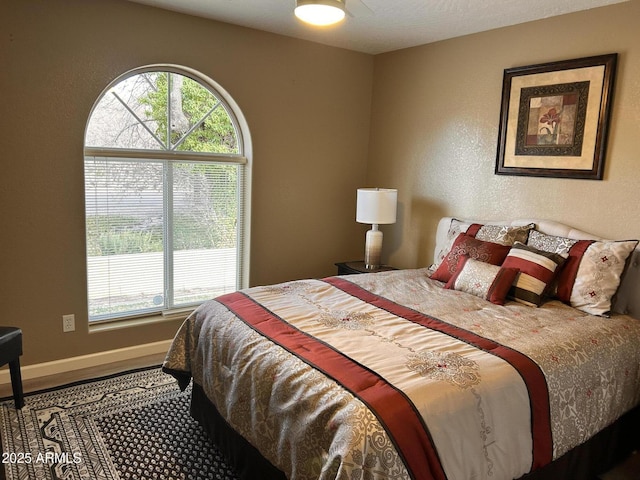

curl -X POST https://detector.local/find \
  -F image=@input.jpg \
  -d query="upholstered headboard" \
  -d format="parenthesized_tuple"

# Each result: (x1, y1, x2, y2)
(434, 217, 640, 319)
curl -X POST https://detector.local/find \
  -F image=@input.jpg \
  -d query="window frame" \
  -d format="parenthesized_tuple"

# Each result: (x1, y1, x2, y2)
(84, 64, 251, 328)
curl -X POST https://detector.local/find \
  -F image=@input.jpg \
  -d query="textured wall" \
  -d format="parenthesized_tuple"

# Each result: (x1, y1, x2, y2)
(369, 0, 640, 269)
(0, 0, 372, 365)
(3, 0, 639, 368)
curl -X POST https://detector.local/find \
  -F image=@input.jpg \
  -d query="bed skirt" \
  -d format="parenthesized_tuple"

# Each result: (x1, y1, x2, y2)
(519, 403, 639, 480)
(191, 383, 287, 480)
(191, 382, 639, 480)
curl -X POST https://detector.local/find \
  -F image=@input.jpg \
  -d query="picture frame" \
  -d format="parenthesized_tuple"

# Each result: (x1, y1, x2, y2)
(495, 53, 617, 180)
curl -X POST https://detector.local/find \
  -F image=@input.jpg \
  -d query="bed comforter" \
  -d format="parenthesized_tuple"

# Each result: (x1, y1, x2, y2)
(163, 268, 640, 480)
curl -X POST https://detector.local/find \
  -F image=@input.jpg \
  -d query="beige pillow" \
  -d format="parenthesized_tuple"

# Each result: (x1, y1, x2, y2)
(527, 230, 638, 316)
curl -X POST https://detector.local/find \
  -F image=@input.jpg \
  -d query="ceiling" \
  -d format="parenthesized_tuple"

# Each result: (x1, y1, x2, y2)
(126, 0, 628, 55)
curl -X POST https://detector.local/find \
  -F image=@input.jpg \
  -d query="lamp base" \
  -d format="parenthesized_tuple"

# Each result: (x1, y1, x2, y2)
(364, 226, 383, 270)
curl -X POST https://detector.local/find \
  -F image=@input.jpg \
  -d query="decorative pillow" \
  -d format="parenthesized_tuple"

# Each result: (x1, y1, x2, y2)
(527, 230, 578, 256)
(527, 231, 638, 316)
(432, 219, 535, 271)
(526, 230, 579, 297)
(445, 256, 519, 305)
(431, 233, 512, 283)
(432, 219, 472, 271)
(473, 222, 535, 246)
(563, 240, 638, 316)
(502, 242, 566, 307)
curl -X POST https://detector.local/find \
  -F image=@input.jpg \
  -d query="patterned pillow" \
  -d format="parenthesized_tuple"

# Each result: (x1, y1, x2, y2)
(432, 219, 535, 271)
(431, 233, 512, 283)
(527, 230, 578, 256)
(526, 230, 576, 296)
(432, 219, 472, 271)
(472, 223, 535, 246)
(561, 240, 637, 316)
(445, 256, 519, 305)
(502, 242, 566, 307)
(527, 231, 638, 316)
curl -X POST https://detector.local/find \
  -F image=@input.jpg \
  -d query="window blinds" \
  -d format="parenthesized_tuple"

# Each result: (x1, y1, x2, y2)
(85, 155, 243, 321)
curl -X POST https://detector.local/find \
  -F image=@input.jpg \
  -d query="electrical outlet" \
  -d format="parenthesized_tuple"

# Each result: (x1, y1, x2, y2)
(62, 314, 75, 332)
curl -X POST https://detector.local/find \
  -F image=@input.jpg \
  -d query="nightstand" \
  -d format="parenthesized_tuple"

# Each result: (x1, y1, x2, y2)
(335, 261, 397, 275)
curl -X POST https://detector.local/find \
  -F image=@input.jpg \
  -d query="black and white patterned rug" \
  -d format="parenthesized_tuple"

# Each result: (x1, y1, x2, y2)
(0, 366, 240, 480)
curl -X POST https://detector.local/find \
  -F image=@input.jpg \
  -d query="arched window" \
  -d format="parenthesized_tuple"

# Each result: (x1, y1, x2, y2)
(84, 66, 250, 323)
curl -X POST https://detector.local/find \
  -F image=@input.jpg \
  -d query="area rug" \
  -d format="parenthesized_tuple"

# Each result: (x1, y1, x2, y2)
(0, 366, 240, 480)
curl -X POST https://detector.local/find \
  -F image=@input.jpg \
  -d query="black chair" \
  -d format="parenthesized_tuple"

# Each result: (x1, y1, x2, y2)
(0, 327, 24, 409)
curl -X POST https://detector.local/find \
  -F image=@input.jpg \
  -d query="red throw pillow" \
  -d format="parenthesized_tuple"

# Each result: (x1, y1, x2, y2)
(431, 233, 512, 283)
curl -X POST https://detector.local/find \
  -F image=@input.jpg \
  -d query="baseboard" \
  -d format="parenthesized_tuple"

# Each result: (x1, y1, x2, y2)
(0, 340, 172, 386)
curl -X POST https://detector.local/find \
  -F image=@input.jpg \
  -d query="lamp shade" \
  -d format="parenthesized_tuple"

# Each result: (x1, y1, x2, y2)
(294, 0, 346, 26)
(356, 188, 397, 225)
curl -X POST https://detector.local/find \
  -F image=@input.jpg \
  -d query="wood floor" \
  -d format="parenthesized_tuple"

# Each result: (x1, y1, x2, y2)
(0, 353, 166, 399)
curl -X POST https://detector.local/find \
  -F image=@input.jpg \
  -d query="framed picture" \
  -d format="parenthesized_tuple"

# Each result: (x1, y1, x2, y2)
(495, 54, 617, 180)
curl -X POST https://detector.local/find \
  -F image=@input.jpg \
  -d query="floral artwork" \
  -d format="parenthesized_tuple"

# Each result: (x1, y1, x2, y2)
(515, 81, 589, 157)
(528, 98, 576, 145)
(495, 54, 617, 179)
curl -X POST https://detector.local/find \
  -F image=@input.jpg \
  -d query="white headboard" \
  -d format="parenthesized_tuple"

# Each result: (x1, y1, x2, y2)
(434, 217, 640, 319)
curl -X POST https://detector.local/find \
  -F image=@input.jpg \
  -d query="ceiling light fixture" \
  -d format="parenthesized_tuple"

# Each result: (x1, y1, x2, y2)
(294, 0, 346, 26)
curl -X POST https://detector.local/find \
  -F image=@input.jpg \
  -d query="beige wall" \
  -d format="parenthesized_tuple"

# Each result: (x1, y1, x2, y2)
(4, 0, 640, 368)
(369, 0, 640, 269)
(0, 0, 372, 365)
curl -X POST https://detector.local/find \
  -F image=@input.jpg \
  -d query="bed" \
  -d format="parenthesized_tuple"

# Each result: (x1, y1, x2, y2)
(163, 217, 640, 480)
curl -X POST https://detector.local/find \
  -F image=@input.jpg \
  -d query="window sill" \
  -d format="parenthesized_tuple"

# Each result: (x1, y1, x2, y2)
(88, 309, 193, 334)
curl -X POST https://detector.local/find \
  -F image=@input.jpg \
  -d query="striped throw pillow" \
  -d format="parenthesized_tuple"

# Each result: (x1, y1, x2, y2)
(502, 242, 566, 307)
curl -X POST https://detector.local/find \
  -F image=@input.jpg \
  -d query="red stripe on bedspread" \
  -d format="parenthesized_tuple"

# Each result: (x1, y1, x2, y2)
(324, 276, 554, 472)
(216, 291, 447, 480)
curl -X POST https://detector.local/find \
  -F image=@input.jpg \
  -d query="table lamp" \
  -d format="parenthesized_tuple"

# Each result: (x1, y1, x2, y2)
(356, 188, 398, 269)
